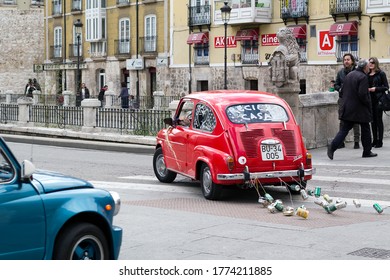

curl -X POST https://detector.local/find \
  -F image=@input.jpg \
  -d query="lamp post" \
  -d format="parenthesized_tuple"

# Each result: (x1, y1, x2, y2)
(220, 1, 231, 90)
(74, 19, 83, 96)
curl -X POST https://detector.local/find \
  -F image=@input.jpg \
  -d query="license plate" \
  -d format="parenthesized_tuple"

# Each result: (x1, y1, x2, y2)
(261, 144, 284, 161)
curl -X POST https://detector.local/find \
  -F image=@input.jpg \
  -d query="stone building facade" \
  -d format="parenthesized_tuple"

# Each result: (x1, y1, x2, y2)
(0, 6, 44, 95)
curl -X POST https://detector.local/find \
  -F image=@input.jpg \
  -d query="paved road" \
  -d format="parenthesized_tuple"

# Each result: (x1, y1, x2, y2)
(4, 135, 390, 260)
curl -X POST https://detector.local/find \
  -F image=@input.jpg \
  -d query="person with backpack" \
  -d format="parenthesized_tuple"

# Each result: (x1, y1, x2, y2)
(98, 85, 108, 107)
(367, 57, 389, 148)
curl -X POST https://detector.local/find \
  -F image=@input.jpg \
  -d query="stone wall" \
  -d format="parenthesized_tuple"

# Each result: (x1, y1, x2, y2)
(0, 8, 44, 95)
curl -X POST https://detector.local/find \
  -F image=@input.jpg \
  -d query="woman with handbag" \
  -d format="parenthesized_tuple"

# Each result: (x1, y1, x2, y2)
(368, 57, 389, 148)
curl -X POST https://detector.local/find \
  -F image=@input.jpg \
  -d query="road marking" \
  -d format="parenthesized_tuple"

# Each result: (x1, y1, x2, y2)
(91, 180, 196, 194)
(312, 175, 390, 185)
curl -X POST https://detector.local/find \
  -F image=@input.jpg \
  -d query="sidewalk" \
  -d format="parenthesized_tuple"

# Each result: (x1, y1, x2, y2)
(309, 137, 390, 168)
(0, 126, 156, 154)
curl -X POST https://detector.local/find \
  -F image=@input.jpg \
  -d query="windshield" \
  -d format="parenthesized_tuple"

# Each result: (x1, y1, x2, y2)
(226, 103, 289, 124)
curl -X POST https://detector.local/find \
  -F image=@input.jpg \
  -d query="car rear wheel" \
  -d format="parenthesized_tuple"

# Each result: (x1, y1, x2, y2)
(153, 147, 177, 183)
(53, 223, 109, 260)
(200, 163, 222, 200)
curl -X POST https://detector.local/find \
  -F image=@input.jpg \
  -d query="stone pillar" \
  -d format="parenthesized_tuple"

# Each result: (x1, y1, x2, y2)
(32, 90, 41, 105)
(5, 90, 13, 104)
(81, 99, 101, 133)
(17, 97, 33, 126)
(104, 89, 116, 108)
(63, 91, 72, 106)
(153, 91, 164, 110)
(267, 84, 301, 118)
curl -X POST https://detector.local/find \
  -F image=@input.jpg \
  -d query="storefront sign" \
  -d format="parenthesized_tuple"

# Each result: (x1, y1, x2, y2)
(261, 34, 279, 46)
(43, 63, 87, 71)
(214, 36, 237, 48)
(317, 30, 335, 56)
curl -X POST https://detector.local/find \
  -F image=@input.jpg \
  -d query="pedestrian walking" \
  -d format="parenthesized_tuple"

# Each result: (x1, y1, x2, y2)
(367, 57, 389, 148)
(334, 53, 360, 149)
(327, 59, 377, 160)
(24, 78, 35, 97)
(118, 82, 129, 109)
(77, 83, 90, 106)
(98, 85, 108, 106)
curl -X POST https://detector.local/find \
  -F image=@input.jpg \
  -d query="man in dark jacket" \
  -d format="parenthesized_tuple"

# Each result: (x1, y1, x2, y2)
(334, 53, 360, 149)
(328, 59, 377, 159)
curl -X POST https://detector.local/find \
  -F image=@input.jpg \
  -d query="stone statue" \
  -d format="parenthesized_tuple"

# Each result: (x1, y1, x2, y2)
(269, 28, 300, 87)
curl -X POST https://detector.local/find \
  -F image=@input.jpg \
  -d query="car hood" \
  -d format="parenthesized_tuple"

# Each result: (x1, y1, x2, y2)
(32, 169, 94, 193)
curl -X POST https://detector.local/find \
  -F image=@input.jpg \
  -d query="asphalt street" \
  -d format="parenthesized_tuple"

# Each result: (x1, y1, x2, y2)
(3, 133, 390, 260)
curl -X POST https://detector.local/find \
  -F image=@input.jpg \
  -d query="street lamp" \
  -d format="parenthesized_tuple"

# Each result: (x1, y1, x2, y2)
(74, 19, 83, 96)
(220, 1, 231, 90)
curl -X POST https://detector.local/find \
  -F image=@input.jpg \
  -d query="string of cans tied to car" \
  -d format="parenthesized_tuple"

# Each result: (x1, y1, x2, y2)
(251, 178, 388, 219)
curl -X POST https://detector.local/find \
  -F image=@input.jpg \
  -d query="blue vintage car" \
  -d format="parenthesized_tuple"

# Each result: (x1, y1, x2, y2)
(0, 137, 122, 260)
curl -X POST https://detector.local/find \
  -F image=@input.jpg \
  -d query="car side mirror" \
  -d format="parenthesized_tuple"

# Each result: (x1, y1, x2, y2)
(21, 160, 35, 180)
(164, 118, 174, 126)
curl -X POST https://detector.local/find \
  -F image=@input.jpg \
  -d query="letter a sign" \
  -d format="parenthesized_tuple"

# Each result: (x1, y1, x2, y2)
(317, 30, 335, 56)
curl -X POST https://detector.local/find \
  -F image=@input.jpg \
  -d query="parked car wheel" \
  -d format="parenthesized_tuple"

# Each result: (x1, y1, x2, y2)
(153, 147, 177, 183)
(53, 223, 109, 260)
(200, 163, 222, 200)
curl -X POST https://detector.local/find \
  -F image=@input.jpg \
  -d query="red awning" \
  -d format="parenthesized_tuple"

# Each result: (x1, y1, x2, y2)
(287, 25, 307, 39)
(187, 32, 209, 44)
(329, 21, 358, 36)
(235, 29, 259, 41)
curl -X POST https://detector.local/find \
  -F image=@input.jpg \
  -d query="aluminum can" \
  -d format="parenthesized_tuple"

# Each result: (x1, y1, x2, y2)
(283, 206, 294, 216)
(307, 189, 315, 196)
(335, 201, 347, 210)
(314, 198, 329, 207)
(300, 189, 309, 200)
(258, 197, 269, 208)
(267, 204, 277, 213)
(373, 203, 383, 214)
(314, 187, 321, 197)
(295, 207, 309, 219)
(274, 199, 284, 211)
(288, 184, 300, 192)
(353, 199, 361, 208)
(324, 204, 337, 214)
(264, 193, 274, 203)
(323, 194, 333, 203)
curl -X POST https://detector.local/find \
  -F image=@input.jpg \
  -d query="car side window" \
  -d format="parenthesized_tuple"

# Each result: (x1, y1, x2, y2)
(193, 103, 216, 132)
(177, 101, 194, 127)
(0, 150, 15, 183)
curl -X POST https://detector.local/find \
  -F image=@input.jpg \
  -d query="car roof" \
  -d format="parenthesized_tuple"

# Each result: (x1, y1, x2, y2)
(182, 90, 287, 109)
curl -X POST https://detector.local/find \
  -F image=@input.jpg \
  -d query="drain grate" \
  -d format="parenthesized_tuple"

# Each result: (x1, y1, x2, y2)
(348, 248, 390, 259)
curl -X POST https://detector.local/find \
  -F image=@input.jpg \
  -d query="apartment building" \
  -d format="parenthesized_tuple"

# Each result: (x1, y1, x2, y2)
(170, 0, 390, 96)
(7, 0, 387, 103)
(44, 0, 169, 106)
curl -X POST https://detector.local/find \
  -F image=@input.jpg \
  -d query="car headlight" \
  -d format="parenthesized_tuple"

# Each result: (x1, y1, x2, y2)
(109, 191, 121, 216)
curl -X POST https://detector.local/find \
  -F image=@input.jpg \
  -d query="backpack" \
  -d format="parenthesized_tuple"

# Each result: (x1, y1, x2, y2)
(378, 91, 390, 112)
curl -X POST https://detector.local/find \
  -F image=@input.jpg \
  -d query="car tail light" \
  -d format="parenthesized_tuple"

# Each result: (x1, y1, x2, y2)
(306, 152, 312, 167)
(226, 156, 234, 171)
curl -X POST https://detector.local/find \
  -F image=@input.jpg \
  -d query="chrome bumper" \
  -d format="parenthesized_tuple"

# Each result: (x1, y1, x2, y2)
(217, 168, 316, 181)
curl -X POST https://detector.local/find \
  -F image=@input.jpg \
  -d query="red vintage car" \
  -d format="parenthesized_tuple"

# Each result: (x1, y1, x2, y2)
(153, 90, 315, 200)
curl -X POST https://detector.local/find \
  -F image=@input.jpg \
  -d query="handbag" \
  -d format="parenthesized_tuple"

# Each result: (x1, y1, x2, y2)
(378, 91, 390, 111)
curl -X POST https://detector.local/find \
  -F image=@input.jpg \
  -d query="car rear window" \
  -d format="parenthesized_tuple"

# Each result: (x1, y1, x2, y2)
(226, 103, 289, 124)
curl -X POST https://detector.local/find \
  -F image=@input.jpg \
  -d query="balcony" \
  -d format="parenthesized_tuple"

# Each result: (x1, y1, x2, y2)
(90, 41, 107, 61)
(49, 45, 62, 61)
(117, 0, 130, 7)
(366, 0, 390, 14)
(114, 39, 131, 60)
(214, 0, 272, 25)
(280, 0, 309, 25)
(140, 36, 157, 56)
(71, 0, 82, 13)
(188, 5, 211, 31)
(68, 44, 83, 61)
(52, 3, 62, 17)
(329, 0, 361, 21)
